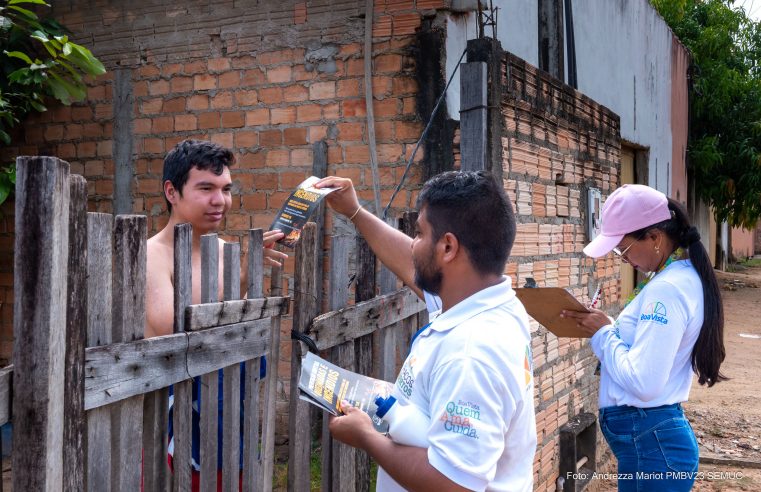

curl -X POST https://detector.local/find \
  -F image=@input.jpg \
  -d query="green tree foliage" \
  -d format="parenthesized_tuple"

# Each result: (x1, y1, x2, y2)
(0, 0, 105, 204)
(652, 0, 761, 229)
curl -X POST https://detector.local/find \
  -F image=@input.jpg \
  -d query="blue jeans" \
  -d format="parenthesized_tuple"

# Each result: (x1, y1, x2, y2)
(599, 403, 698, 492)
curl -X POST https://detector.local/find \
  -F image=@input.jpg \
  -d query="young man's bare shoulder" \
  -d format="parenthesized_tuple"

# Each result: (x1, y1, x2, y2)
(146, 233, 174, 271)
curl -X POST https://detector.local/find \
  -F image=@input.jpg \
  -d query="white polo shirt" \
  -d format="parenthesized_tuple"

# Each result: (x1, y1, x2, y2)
(376, 277, 536, 492)
(591, 260, 703, 408)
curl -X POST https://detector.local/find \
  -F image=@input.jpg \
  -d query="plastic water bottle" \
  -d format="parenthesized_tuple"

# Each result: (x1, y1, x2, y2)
(374, 395, 430, 447)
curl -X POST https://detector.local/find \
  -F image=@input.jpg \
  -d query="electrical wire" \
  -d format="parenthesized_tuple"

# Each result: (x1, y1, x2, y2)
(382, 47, 469, 220)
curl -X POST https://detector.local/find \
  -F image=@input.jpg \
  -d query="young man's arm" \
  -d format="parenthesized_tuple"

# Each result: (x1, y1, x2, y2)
(329, 406, 471, 492)
(315, 176, 422, 299)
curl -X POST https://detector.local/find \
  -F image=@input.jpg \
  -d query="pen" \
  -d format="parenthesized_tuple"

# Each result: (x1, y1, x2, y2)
(588, 286, 602, 309)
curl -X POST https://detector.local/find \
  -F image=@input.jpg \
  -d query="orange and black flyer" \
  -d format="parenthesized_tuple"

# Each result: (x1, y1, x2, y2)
(298, 352, 393, 431)
(270, 176, 338, 248)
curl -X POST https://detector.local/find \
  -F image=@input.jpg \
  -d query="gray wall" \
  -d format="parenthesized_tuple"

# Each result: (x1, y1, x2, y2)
(445, 0, 675, 194)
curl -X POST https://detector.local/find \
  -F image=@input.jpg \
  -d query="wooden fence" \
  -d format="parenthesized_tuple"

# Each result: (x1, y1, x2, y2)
(285, 219, 428, 492)
(2, 156, 287, 491)
(1, 155, 428, 491)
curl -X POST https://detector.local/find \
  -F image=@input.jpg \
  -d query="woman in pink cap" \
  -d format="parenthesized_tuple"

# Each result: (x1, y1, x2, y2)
(562, 184, 725, 492)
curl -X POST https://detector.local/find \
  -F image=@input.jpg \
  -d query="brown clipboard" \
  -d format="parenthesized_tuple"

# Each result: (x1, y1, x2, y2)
(514, 287, 591, 338)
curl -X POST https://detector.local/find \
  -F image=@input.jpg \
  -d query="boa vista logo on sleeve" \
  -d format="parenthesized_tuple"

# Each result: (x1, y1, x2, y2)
(640, 302, 669, 325)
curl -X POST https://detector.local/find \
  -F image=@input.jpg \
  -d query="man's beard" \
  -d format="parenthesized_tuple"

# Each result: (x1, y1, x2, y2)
(413, 255, 443, 295)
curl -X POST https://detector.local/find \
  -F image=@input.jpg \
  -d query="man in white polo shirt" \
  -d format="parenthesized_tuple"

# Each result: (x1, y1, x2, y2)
(315, 171, 535, 491)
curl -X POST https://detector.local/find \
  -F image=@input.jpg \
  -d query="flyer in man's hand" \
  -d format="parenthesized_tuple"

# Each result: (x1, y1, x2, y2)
(298, 352, 393, 430)
(270, 176, 338, 248)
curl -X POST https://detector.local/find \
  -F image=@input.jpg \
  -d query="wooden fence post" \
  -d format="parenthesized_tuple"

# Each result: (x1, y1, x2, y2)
(200, 233, 220, 492)
(378, 216, 399, 382)
(172, 223, 193, 492)
(86, 213, 114, 492)
(288, 223, 318, 491)
(261, 247, 284, 491)
(222, 242, 242, 492)
(142, 384, 170, 491)
(243, 229, 263, 491)
(111, 215, 147, 492)
(323, 235, 356, 492)
(354, 237, 376, 492)
(64, 175, 88, 492)
(12, 156, 70, 491)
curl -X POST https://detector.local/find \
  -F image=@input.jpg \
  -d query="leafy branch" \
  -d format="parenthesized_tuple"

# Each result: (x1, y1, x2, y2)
(0, 0, 106, 205)
(652, 0, 761, 229)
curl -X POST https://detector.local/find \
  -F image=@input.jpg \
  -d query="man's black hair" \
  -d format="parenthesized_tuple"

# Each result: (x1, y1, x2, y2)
(162, 139, 235, 212)
(416, 170, 515, 275)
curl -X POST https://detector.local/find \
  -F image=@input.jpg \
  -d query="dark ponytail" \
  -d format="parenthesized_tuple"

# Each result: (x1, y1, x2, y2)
(649, 199, 727, 386)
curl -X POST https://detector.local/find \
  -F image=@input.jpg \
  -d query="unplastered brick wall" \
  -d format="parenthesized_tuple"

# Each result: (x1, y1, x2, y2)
(499, 53, 621, 491)
(0, 0, 446, 415)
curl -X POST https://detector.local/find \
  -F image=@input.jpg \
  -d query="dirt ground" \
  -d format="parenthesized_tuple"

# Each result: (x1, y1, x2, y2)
(686, 263, 761, 491)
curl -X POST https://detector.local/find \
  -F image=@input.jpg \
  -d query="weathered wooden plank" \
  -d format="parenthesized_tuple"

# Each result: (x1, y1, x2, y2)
(288, 223, 318, 492)
(223, 241, 241, 302)
(222, 366, 241, 492)
(185, 296, 289, 331)
(187, 320, 270, 375)
(86, 212, 113, 492)
(378, 217, 399, 295)
(329, 235, 351, 311)
(378, 217, 399, 383)
(111, 215, 147, 492)
(323, 235, 355, 492)
(142, 389, 169, 492)
(247, 229, 264, 299)
(242, 357, 261, 491)
(243, 229, 263, 491)
(172, 223, 193, 492)
(355, 236, 375, 303)
(222, 242, 241, 492)
(400, 211, 425, 361)
(13, 156, 69, 491)
(311, 141, 327, 309)
(261, 258, 283, 491)
(379, 320, 400, 382)
(85, 319, 271, 410)
(0, 366, 12, 426)
(354, 237, 375, 492)
(401, 211, 418, 239)
(329, 342, 358, 492)
(200, 234, 219, 492)
(309, 288, 426, 351)
(460, 61, 488, 172)
(201, 233, 220, 303)
(112, 216, 147, 343)
(65, 175, 88, 492)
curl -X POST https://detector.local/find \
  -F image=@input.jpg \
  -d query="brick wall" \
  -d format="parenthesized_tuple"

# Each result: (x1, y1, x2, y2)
(500, 53, 621, 490)
(0, 1, 627, 487)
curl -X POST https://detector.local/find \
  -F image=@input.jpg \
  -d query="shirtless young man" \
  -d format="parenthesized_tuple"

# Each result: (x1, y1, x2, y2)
(145, 139, 287, 337)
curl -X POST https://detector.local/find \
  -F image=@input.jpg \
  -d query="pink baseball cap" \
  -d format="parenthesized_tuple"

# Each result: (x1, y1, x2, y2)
(583, 184, 672, 258)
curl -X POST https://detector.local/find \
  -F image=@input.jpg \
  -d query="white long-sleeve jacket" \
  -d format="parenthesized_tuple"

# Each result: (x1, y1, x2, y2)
(591, 260, 704, 408)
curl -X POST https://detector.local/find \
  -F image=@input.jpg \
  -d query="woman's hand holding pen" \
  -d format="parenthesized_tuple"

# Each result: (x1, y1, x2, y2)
(560, 308, 611, 337)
